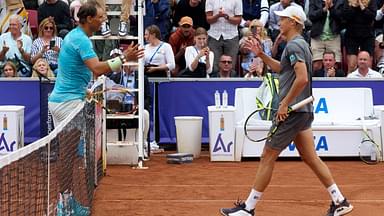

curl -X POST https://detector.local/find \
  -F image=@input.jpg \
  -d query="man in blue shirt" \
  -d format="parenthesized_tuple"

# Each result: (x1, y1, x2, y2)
(48, 2, 143, 126)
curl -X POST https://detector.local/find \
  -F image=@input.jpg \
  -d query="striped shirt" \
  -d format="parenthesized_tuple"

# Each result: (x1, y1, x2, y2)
(205, 0, 242, 40)
(31, 36, 63, 66)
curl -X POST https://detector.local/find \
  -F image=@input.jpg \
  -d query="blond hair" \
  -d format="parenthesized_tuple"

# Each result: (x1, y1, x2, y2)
(32, 58, 55, 78)
(38, 17, 57, 38)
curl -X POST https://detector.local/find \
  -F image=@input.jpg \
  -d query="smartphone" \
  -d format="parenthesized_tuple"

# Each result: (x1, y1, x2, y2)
(49, 40, 55, 49)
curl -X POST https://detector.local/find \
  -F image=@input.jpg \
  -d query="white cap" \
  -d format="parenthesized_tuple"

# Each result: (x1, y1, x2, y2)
(274, 6, 306, 26)
(110, 48, 123, 57)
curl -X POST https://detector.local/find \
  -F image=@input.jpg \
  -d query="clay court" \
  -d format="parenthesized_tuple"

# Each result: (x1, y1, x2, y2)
(92, 151, 384, 216)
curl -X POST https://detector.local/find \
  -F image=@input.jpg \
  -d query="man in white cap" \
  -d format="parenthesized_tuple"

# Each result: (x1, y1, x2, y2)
(220, 6, 353, 216)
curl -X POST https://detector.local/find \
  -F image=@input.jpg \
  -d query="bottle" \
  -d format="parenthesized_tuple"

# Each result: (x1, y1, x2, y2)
(3, 114, 7, 131)
(222, 90, 228, 108)
(215, 90, 221, 108)
(220, 114, 224, 131)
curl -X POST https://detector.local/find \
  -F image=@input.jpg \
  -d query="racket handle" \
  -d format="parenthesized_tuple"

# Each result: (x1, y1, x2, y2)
(290, 96, 314, 111)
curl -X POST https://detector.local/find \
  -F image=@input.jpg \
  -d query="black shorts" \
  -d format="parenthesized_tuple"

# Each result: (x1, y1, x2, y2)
(265, 112, 314, 151)
(345, 35, 374, 56)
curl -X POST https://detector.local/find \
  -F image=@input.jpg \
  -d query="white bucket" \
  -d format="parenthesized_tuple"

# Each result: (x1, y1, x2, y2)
(174, 116, 203, 158)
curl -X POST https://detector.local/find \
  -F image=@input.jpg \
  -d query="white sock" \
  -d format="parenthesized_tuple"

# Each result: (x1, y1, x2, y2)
(245, 188, 262, 211)
(327, 184, 345, 205)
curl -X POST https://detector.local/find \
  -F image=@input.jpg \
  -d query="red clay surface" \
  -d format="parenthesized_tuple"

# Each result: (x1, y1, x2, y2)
(92, 151, 384, 216)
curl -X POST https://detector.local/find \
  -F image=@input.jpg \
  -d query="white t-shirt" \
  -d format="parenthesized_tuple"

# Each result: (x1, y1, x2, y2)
(347, 68, 383, 78)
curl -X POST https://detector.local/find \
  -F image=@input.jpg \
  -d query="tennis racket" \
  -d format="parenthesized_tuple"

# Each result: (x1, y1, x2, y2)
(358, 119, 382, 165)
(244, 96, 314, 142)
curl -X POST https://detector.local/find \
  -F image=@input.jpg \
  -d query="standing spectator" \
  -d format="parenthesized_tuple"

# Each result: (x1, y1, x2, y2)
(0, 15, 32, 77)
(173, 0, 209, 30)
(309, 0, 344, 72)
(144, 0, 171, 41)
(342, 0, 376, 73)
(183, 27, 214, 77)
(31, 17, 63, 75)
(168, 16, 195, 76)
(144, 25, 175, 77)
(241, 0, 269, 28)
(38, 0, 72, 38)
(94, 0, 132, 37)
(347, 51, 382, 78)
(374, 0, 384, 36)
(205, 0, 242, 73)
(32, 58, 55, 78)
(2, 61, 18, 77)
(210, 54, 236, 77)
(269, 0, 301, 41)
(374, 33, 384, 73)
(313, 51, 345, 77)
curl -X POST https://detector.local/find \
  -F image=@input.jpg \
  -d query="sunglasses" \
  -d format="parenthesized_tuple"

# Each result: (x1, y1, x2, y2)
(44, 26, 54, 30)
(220, 60, 232, 64)
(250, 25, 262, 29)
(181, 24, 192, 28)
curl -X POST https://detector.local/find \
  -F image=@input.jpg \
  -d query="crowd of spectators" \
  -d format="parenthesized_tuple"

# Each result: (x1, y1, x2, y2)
(1, 0, 384, 78)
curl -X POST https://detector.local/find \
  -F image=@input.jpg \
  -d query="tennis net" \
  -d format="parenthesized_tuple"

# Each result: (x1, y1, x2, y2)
(0, 101, 102, 215)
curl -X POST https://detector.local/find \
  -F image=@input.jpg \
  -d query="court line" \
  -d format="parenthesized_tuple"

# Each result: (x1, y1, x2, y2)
(94, 199, 384, 203)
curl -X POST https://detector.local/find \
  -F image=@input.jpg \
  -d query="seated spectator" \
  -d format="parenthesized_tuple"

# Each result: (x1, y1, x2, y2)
(168, 16, 195, 76)
(173, 0, 209, 30)
(38, 0, 72, 38)
(1, 1, 30, 35)
(313, 51, 345, 77)
(210, 54, 236, 78)
(347, 51, 382, 78)
(0, 15, 32, 77)
(32, 58, 55, 78)
(144, 0, 171, 41)
(94, 0, 132, 37)
(144, 25, 175, 77)
(182, 27, 214, 77)
(375, 33, 384, 73)
(240, 19, 272, 74)
(31, 17, 63, 75)
(241, 0, 269, 28)
(243, 57, 268, 78)
(309, 0, 344, 72)
(342, 0, 376, 73)
(2, 61, 18, 77)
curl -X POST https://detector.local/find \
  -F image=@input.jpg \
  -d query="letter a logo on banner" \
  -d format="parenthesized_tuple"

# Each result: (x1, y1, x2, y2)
(213, 133, 233, 153)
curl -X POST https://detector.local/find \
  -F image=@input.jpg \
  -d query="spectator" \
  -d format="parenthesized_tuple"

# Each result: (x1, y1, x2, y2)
(173, 0, 209, 30)
(168, 16, 195, 76)
(269, 0, 301, 41)
(144, 25, 175, 77)
(347, 51, 382, 78)
(0, 15, 32, 77)
(309, 0, 344, 72)
(374, 0, 384, 36)
(374, 33, 384, 74)
(38, 0, 72, 38)
(243, 56, 268, 78)
(31, 58, 55, 78)
(144, 0, 171, 41)
(23, 0, 39, 10)
(31, 17, 63, 75)
(240, 19, 272, 74)
(182, 27, 214, 77)
(206, 0, 242, 73)
(94, 0, 132, 37)
(271, 32, 287, 60)
(2, 61, 18, 77)
(211, 54, 236, 77)
(313, 51, 345, 77)
(241, 0, 269, 28)
(342, 0, 376, 73)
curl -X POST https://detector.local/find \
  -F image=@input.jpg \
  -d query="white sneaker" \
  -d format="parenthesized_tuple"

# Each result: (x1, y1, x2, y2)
(118, 21, 129, 37)
(101, 21, 111, 37)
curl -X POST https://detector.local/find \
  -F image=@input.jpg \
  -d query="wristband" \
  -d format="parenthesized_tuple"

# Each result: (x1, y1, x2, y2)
(119, 54, 127, 63)
(107, 57, 122, 71)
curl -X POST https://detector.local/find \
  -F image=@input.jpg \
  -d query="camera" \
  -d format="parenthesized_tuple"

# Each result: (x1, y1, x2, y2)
(49, 40, 55, 49)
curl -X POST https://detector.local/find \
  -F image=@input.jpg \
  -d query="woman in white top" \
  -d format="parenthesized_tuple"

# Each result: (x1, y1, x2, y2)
(182, 27, 214, 77)
(144, 25, 175, 77)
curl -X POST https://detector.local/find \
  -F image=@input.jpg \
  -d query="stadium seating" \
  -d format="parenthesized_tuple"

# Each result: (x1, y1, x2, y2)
(27, 9, 38, 38)
(234, 88, 384, 161)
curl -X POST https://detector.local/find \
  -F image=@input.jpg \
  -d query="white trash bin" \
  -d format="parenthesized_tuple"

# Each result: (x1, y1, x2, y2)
(174, 116, 203, 158)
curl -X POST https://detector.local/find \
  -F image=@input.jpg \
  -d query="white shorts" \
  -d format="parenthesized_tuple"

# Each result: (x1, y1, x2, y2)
(48, 99, 83, 127)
